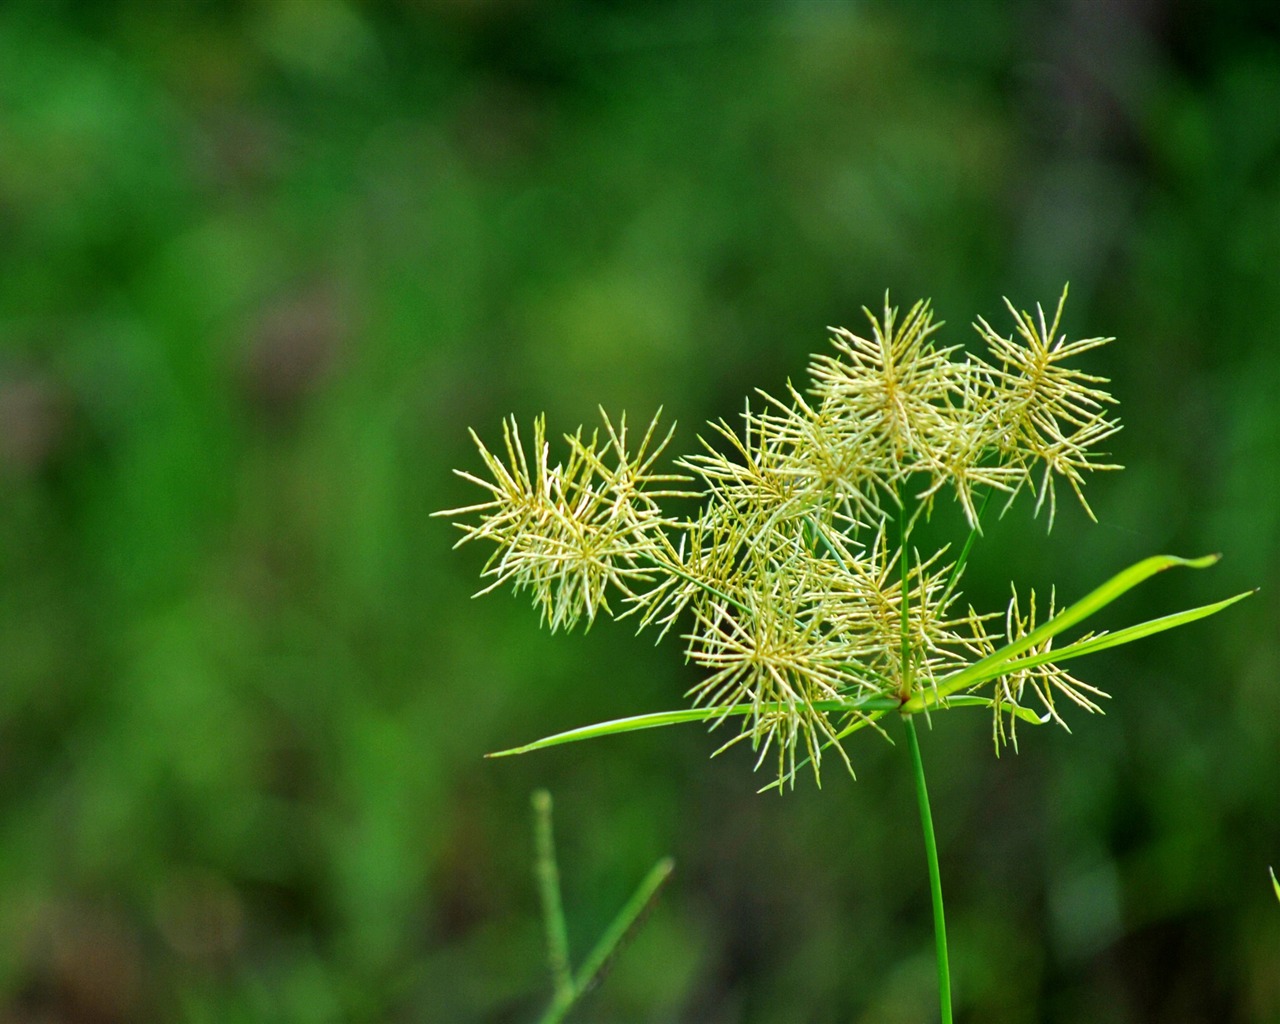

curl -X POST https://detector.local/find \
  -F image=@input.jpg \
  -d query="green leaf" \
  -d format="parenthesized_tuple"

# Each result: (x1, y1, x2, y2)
(1271, 867, 1280, 904)
(488, 708, 722, 758)
(941, 695, 1046, 724)
(987, 590, 1254, 677)
(903, 554, 1239, 714)
(483, 701, 855, 757)
(487, 699, 896, 758)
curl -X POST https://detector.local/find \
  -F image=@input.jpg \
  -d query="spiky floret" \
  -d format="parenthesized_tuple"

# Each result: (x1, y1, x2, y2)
(971, 286, 1122, 527)
(683, 566, 859, 787)
(809, 296, 963, 474)
(978, 586, 1110, 750)
(817, 529, 998, 703)
(678, 399, 807, 546)
(437, 409, 690, 632)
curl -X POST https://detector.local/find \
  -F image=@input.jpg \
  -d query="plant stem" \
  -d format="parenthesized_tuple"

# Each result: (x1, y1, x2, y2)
(532, 790, 575, 1010)
(898, 492, 913, 702)
(940, 488, 990, 607)
(573, 857, 675, 997)
(903, 714, 953, 1024)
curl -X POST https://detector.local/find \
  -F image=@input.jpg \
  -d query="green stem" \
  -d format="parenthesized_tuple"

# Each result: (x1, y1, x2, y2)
(658, 557, 746, 614)
(940, 488, 990, 607)
(898, 492, 913, 701)
(903, 714, 953, 1024)
(643, 549, 749, 616)
(532, 791, 575, 1011)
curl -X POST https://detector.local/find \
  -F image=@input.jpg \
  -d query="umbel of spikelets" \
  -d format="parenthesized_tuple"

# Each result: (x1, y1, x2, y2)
(439, 287, 1142, 786)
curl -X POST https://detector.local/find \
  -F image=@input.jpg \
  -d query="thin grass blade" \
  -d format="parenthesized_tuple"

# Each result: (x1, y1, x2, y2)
(488, 698, 897, 758)
(984, 590, 1254, 678)
(903, 554, 1226, 713)
(941, 695, 1047, 722)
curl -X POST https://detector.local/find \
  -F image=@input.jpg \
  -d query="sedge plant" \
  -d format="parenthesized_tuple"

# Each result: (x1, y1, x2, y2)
(437, 287, 1252, 1021)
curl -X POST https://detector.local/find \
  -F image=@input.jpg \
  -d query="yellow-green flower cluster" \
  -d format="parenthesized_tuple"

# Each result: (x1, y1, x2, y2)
(445, 411, 690, 632)
(439, 288, 1121, 785)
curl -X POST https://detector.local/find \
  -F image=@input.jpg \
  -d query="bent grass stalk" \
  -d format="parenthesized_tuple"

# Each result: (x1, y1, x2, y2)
(531, 789, 674, 1024)
(442, 288, 1252, 1018)
(532, 791, 573, 1010)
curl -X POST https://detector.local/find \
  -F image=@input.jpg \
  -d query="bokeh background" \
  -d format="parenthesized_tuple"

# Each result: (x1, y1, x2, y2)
(1, 1, 1277, 1021)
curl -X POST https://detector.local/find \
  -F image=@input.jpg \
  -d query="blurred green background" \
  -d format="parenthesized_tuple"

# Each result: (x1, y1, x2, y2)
(1, 2, 1277, 1021)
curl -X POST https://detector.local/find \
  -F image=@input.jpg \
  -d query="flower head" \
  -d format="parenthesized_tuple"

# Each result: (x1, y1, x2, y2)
(808, 296, 962, 474)
(445, 287, 1147, 789)
(972, 286, 1122, 527)
(436, 409, 688, 631)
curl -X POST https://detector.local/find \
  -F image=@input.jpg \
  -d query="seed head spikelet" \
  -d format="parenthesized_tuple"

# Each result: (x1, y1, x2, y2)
(809, 296, 960, 474)
(971, 285, 1121, 528)
(436, 409, 692, 632)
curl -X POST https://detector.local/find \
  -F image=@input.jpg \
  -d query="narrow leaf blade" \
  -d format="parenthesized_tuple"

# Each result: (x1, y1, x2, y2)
(904, 553, 1228, 712)
(1005, 590, 1254, 674)
(487, 708, 732, 757)
(488, 699, 889, 758)
(942, 695, 1046, 724)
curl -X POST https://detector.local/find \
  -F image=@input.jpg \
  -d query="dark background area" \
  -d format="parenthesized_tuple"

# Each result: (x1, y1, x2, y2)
(1, 2, 1277, 1021)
